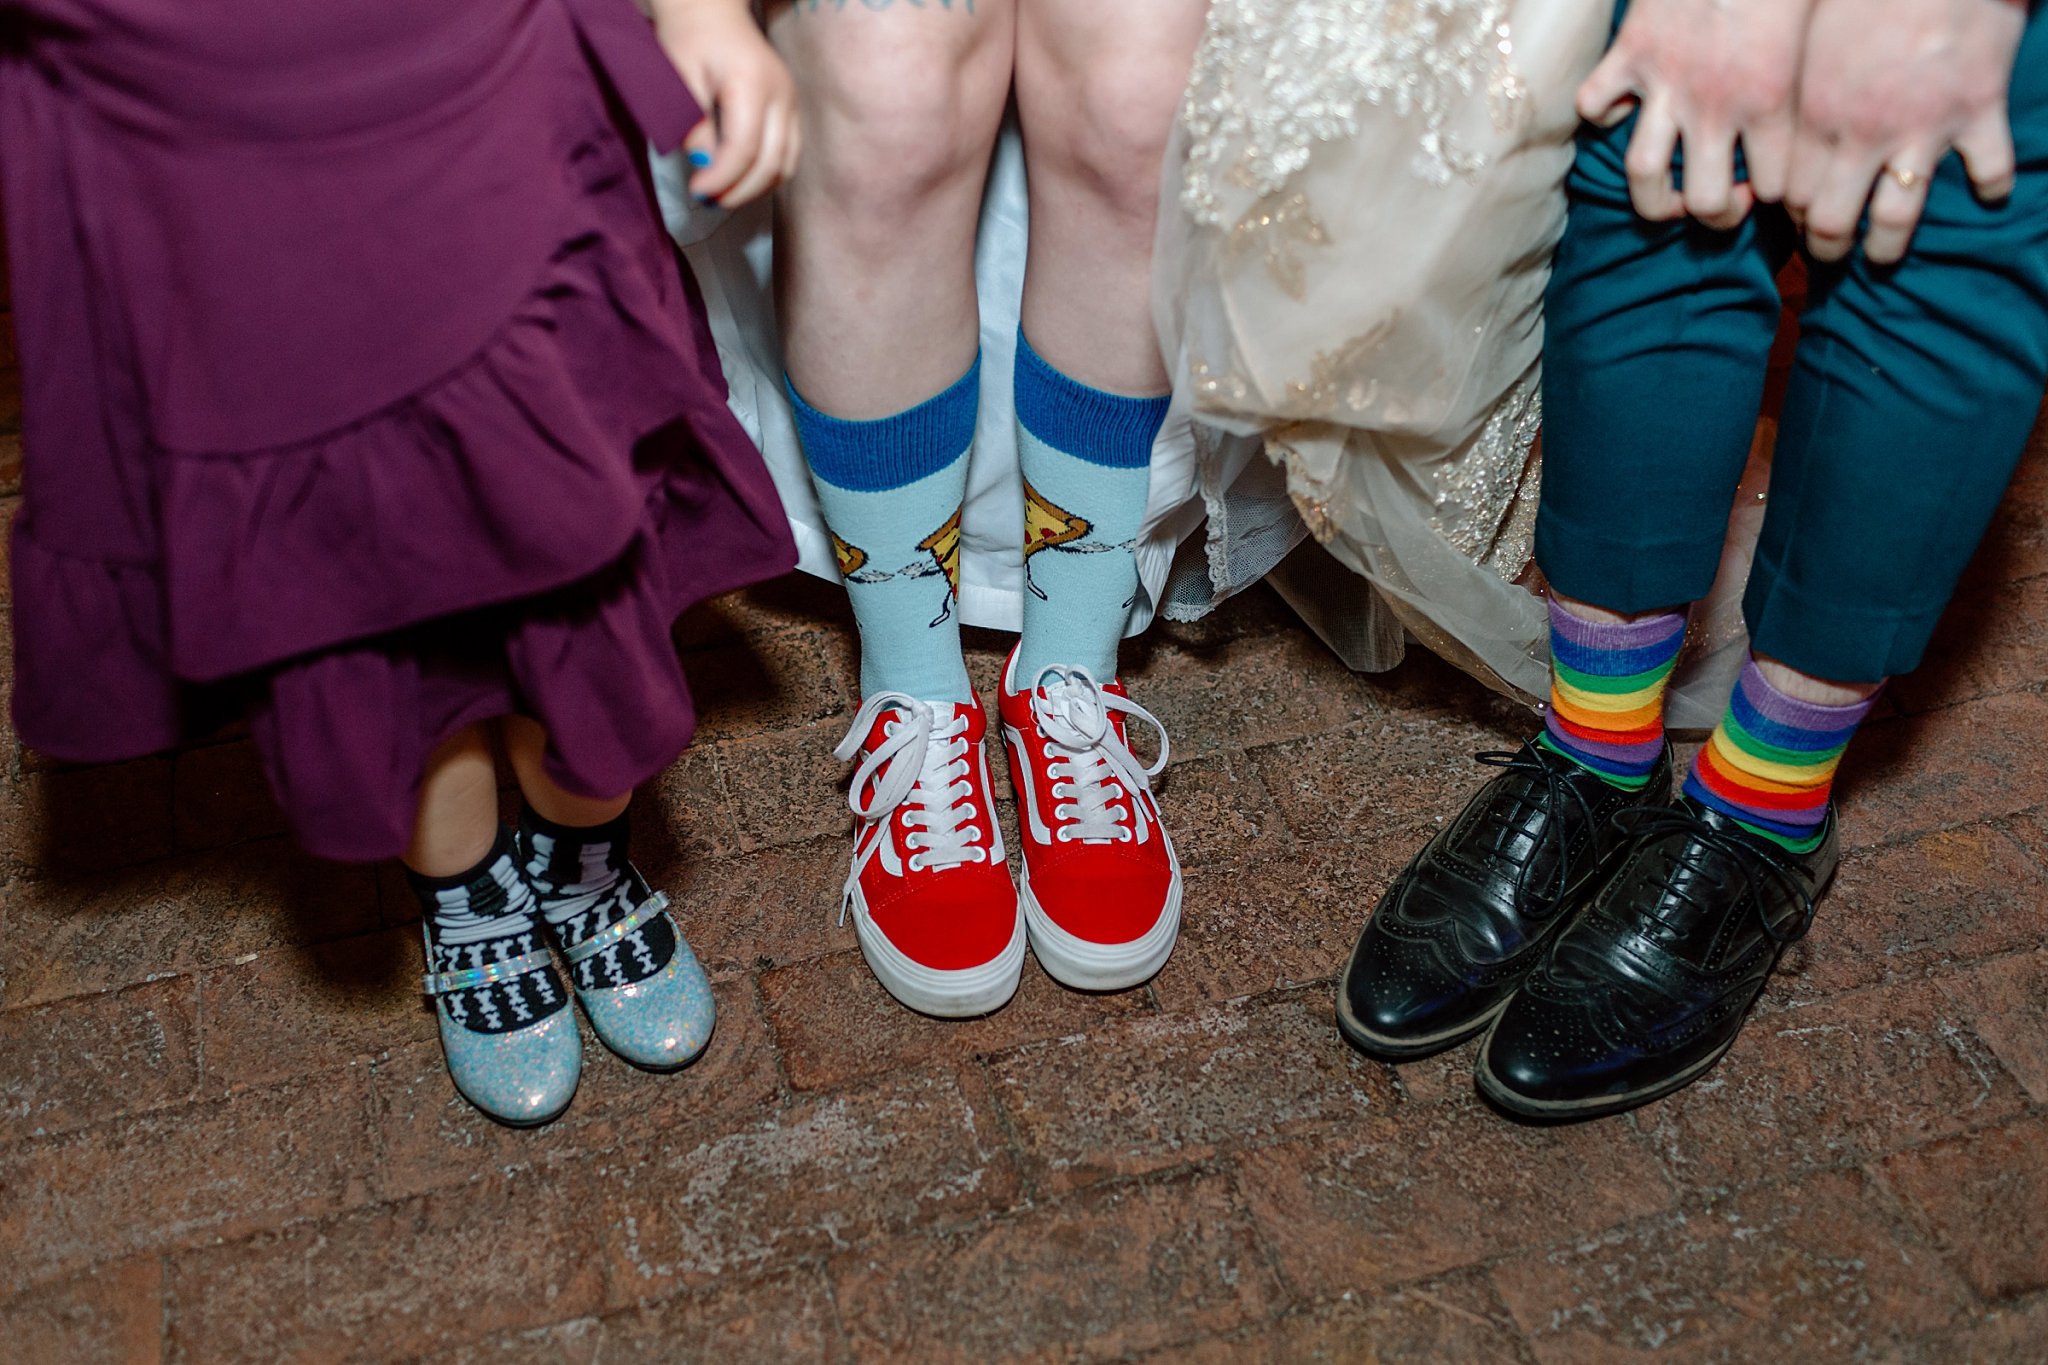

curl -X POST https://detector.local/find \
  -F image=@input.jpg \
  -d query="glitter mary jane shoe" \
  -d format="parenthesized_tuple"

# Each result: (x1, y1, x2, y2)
(545, 871, 717, 1072)
(421, 915, 583, 1128)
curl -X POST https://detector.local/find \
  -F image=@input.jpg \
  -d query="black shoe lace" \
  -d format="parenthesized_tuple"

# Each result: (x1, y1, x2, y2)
(1610, 806, 1819, 945)
(1472, 749, 1601, 917)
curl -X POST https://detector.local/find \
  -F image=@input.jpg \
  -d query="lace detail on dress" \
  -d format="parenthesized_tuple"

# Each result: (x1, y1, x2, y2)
(1157, 0, 1633, 706)
(1273, 430, 1343, 546)
(1431, 372, 1542, 576)
(1180, 0, 1528, 232)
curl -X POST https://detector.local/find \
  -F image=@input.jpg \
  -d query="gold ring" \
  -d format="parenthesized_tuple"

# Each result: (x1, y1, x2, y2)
(1884, 165, 1924, 191)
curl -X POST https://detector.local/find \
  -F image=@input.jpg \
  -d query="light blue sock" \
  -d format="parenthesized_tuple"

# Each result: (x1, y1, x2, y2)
(789, 360, 977, 703)
(1013, 332, 1165, 682)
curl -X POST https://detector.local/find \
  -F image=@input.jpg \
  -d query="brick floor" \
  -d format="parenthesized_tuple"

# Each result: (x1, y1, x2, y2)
(5, 277, 2048, 1360)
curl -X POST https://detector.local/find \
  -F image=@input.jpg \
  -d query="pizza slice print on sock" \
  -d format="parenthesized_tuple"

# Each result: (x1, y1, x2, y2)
(1022, 478, 1093, 600)
(831, 529, 870, 581)
(916, 508, 965, 626)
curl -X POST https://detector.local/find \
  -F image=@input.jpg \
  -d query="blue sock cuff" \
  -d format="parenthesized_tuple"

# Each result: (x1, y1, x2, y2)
(787, 356, 980, 493)
(1014, 331, 1167, 470)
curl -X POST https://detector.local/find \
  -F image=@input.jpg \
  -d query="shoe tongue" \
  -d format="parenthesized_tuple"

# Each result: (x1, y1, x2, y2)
(1454, 768, 1560, 880)
(1675, 793, 1781, 848)
(908, 704, 980, 797)
(1040, 679, 1122, 753)
(1627, 825, 1749, 949)
(864, 697, 954, 750)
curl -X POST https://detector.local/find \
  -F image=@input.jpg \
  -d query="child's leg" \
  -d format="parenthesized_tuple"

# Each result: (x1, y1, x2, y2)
(502, 717, 713, 1070)
(404, 726, 501, 876)
(408, 722, 580, 1126)
(501, 716, 629, 829)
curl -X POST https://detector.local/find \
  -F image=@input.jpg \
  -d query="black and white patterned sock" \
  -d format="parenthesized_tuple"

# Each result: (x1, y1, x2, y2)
(410, 829, 570, 1035)
(517, 806, 676, 993)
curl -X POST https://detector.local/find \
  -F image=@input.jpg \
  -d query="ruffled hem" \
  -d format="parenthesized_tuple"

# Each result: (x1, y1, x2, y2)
(10, 95, 796, 859)
(153, 141, 761, 684)
(16, 372, 794, 863)
(9, 541, 186, 765)
(246, 465, 794, 862)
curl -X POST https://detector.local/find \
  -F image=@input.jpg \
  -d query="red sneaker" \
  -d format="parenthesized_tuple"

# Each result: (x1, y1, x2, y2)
(997, 649, 1181, 991)
(832, 692, 1024, 1017)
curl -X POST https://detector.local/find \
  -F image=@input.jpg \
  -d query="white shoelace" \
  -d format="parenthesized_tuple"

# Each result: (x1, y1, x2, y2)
(1027, 665, 1170, 845)
(833, 693, 989, 924)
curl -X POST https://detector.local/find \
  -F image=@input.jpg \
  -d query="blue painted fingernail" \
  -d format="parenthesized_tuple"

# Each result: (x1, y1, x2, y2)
(688, 150, 713, 169)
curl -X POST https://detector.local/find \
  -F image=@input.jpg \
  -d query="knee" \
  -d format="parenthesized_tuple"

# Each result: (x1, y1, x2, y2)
(1028, 55, 1186, 228)
(799, 59, 1003, 225)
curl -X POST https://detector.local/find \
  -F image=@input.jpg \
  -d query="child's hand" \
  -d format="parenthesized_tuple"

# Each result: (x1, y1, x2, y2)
(645, 0, 800, 207)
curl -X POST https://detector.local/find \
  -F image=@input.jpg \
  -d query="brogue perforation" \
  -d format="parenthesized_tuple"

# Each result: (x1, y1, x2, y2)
(1478, 795, 1839, 1120)
(1337, 741, 1674, 1060)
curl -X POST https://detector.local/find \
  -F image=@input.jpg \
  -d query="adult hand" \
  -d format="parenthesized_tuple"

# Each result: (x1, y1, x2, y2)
(647, 0, 802, 207)
(1577, 0, 1815, 228)
(1787, 0, 2027, 264)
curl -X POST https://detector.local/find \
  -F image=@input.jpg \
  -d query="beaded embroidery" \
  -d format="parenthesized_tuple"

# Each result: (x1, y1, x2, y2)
(1180, 0, 1527, 232)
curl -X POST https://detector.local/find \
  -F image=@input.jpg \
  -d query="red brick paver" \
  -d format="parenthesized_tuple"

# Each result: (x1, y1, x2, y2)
(1879, 1114, 2048, 1304)
(1488, 1167, 1975, 1362)
(3, 291, 2047, 1359)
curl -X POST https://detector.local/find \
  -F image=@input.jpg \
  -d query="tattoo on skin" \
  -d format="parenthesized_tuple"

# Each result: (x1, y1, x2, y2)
(791, 0, 976, 14)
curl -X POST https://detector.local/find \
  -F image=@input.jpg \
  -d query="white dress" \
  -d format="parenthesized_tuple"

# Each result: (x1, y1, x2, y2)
(1153, 0, 1765, 727)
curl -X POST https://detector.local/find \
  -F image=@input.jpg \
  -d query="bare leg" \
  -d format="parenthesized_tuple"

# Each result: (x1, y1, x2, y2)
(767, 4, 1033, 1021)
(769, 0, 1015, 417)
(408, 721, 586, 1126)
(502, 716, 631, 828)
(1013, 0, 1205, 392)
(403, 725, 501, 877)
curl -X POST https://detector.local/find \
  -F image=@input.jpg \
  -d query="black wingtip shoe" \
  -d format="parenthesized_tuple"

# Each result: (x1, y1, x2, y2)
(1335, 741, 1671, 1060)
(1476, 795, 1839, 1122)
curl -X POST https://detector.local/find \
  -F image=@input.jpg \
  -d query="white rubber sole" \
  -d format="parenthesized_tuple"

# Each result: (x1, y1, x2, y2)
(1020, 857, 1183, 993)
(848, 882, 1027, 1019)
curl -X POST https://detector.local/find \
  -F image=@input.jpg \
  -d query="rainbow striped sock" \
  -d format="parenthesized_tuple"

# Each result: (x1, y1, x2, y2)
(1683, 659, 1877, 852)
(1537, 599, 1687, 789)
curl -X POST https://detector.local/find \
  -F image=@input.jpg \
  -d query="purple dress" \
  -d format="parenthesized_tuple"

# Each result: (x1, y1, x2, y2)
(1, 0, 797, 860)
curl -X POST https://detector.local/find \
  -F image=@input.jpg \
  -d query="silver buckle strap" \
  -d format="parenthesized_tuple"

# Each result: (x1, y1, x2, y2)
(560, 891, 671, 966)
(422, 946, 557, 997)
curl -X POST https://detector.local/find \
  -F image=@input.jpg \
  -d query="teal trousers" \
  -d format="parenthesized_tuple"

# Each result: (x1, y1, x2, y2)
(1537, 3, 2048, 682)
